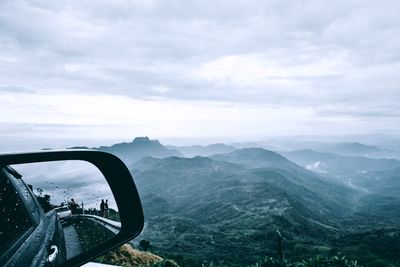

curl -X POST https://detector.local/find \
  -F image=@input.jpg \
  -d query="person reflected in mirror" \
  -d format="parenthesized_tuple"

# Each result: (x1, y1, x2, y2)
(105, 199, 109, 218)
(100, 199, 105, 217)
(69, 198, 78, 214)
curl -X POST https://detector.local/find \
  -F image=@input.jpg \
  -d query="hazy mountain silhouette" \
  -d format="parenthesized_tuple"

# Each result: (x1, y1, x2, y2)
(312, 142, 381, 157)
(67, 146, 90, 149)
(97, 137, 182, 163)
(282, 149, 400, 175)
(211, 148, 299, 169)
(166, 143, 236, 157)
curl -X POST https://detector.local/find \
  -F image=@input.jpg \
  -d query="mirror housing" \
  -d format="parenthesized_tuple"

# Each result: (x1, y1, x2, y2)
(0, 150, 144, 267)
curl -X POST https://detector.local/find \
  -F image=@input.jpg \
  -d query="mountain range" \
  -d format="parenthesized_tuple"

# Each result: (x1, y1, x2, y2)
(166, 143, 236, 157)
(80, 137, 399, 266)
(315, 142, 381, 157)
(282, 149, 400, 176)
(131, 154, 344, 265)
(97, 137, 182, 164)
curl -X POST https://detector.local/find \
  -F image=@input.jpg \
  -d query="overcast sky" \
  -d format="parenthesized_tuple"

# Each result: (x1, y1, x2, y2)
(1, 0, 400, 147)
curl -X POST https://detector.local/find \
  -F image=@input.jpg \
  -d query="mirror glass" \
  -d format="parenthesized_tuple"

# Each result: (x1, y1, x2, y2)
(1, 160, 120, 265)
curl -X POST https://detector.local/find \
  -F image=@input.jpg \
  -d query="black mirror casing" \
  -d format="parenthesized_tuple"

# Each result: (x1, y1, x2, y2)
(0, 150, 144, 267)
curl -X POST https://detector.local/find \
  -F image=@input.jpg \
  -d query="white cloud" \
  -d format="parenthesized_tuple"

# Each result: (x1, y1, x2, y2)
(0, 0, 399, 140)
(193, 52, 353, 85)
(1, 91, 396, 142)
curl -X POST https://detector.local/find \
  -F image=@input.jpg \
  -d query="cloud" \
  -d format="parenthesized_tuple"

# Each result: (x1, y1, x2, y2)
(13, 160, 116, 208)
(0, 0, 399, 139)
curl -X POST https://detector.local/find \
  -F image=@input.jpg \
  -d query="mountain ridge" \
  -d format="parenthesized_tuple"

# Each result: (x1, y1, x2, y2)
(166, 143, 236, 157)
(97, 136, 182, 163)
(75, 137, 399, 266)
(131, 151, 360, 265)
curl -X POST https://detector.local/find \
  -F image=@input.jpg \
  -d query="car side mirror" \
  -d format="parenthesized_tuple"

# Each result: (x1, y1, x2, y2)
(0, 150, 144, 267)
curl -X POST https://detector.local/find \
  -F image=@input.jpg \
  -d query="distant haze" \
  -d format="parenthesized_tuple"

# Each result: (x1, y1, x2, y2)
(1, 1, 400, 145)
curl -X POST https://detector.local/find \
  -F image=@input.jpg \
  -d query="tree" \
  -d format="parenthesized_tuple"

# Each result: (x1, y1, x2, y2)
(37, 194, 53, 212)
(139, 239, 151, 251)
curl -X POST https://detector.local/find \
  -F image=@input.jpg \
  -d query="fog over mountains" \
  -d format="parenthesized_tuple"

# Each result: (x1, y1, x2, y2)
(166, 143, 236, 158)
(91, 136, 400, 266)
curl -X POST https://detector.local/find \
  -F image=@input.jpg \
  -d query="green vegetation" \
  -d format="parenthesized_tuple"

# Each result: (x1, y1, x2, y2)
(28, 185, 54, 212)
(95, 243, 166, 266)
(130, 152, 400, 267)
(108, 208, 121, 221)
(139, 239, 152, 251)
(104, 140, 400, 267)
(253, 255, 360, 267)
(72, 217, 115, 250)
(143, 259, 180, 267)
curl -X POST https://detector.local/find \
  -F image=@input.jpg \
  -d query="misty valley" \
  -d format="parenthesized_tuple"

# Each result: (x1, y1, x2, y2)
(83, 137, 399, 266)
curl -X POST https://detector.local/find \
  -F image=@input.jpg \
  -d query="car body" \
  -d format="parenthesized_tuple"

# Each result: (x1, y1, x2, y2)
(0, 165, 67, 267)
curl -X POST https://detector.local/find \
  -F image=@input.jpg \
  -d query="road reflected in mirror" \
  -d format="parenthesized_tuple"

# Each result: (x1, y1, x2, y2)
(6, 160, 120, 264)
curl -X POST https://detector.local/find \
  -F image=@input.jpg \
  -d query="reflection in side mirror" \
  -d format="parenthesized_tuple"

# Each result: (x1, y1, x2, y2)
(0, 150, 143, 267)
(2, 160, 120, 266)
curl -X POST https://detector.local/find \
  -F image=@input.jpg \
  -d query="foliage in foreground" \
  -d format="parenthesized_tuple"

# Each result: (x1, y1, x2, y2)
(142, 259, 180, 267)
(200, 255, 364, 267)
(96, 244, 163, 266)
(254, 255, 360, 267)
